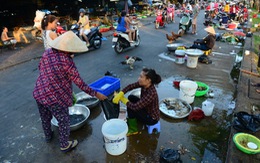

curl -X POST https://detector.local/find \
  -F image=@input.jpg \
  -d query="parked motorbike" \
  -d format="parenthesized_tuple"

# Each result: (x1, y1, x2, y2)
(178, 12, 192, 36)
(112, 24, 140, 54)
(70, 24, 102, 49)
(155, 11, 166, 29)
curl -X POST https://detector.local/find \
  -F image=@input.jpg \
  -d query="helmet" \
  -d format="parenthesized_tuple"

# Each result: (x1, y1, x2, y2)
(79, 8, 86, 14)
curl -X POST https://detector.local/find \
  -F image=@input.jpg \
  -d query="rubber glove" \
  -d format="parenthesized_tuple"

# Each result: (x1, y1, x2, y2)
(112, 91, 124, 104)
(120, 96, 129, 105)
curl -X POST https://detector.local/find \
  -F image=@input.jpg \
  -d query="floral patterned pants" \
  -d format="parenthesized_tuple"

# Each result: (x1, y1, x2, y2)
(36, 101, 70, 148)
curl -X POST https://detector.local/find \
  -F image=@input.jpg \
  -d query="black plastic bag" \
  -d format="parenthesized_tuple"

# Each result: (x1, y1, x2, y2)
(233, 111, 260, 133)
(100, 99, 119, 120)
(160, 148, 182, 163)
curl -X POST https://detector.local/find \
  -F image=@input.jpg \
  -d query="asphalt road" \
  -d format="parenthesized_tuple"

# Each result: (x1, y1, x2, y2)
(0, 11, 240, 162)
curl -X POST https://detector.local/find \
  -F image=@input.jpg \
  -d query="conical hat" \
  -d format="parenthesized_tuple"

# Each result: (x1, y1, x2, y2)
(204, 26, 216, 35)
(49, 31, 88, 53)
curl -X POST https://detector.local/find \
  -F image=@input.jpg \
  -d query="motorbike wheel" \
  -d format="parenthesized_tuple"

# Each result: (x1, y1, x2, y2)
(93, 38, 102, 49)
(178, 29, 185, 36)
(135, 35, 141, 47)
(155, 22, 159, 29)
(114, 42, 123, 54)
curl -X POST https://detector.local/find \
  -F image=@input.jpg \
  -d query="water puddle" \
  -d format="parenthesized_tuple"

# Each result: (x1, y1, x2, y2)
(75, 75, 236, 162)
(155, 76, 233, 162)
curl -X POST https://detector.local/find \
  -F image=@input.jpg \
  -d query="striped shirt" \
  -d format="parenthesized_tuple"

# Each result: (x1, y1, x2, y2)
(122, 82, 160, 121)
(33, 48, 96, 107)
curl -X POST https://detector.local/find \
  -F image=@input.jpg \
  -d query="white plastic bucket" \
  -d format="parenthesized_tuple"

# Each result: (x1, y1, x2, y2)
(101, 119, 128, 155)
(202, 100, 215, 116)
(175, 55, 185, 64)
(187, 55, 199, 68)
(179, 80, 198, 104)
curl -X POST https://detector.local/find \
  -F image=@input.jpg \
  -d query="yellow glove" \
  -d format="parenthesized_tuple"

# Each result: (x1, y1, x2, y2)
(112, 91, 124, 104)
(120, 96, 129, 105)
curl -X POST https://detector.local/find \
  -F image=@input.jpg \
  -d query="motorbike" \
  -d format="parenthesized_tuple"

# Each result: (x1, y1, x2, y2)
(178, 12, 192, 36)
(155, 11, 166, 29)
(112, 24, 140, 54)
(70, 24, 102, 49)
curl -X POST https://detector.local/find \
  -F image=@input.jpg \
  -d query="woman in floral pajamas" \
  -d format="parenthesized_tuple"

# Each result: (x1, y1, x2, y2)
(33, 31, 107, 152)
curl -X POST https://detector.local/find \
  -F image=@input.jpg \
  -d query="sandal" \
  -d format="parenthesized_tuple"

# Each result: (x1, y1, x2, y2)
(256, 89, 260, 94)
(60, 140, 78, 153)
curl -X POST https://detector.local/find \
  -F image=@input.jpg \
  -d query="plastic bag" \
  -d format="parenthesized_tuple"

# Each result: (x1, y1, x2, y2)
(160, 148, 182, 163)
(100, 99, 119, 120)
(233, 111, 260, 133)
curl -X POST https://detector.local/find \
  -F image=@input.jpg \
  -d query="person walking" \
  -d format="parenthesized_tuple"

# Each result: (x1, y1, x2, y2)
(33, 31, 107, 152)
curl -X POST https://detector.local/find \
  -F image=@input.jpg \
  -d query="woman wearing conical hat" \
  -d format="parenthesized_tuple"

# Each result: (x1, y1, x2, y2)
(190, 26, 216, 50)
(33, 31, 107, 152)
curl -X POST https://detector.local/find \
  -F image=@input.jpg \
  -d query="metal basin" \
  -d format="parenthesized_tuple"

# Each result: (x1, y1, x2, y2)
(159, 98, 192, 119)
(75, 92, 100, 109)
(166, 43, 184, 51)
(51, 104, 90, 131)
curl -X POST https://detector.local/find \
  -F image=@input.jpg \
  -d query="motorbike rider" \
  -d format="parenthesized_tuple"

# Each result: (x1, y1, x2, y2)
(116, 10, 136, 43)
(157, 4, 167, 24)
(190, 26, 216, 50)
(78, 8, 90, 46)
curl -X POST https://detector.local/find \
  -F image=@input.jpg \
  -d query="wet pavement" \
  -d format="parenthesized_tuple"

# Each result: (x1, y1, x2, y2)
(0, 10, 259, 163)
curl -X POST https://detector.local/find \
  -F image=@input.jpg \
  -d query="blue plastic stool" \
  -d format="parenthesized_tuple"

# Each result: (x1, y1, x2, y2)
(147, 121, 161, 134)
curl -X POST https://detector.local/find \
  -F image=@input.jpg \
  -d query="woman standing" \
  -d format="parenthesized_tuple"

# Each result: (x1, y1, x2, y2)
(41, 14, 59, 50)
(33, 31, 107, 152)
(113, 68, 161, 136)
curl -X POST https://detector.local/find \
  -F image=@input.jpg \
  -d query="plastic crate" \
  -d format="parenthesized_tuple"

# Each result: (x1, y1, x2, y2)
(89, 76, 120, 96)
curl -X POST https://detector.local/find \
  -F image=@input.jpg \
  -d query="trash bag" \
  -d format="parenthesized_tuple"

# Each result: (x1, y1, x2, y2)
(100, 99, 119, 120)
(232, 111, 260, 133)
(160, 148, 182, 163)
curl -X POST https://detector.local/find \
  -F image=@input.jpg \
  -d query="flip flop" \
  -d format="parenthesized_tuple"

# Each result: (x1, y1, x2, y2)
(60, 140, 78, 153)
